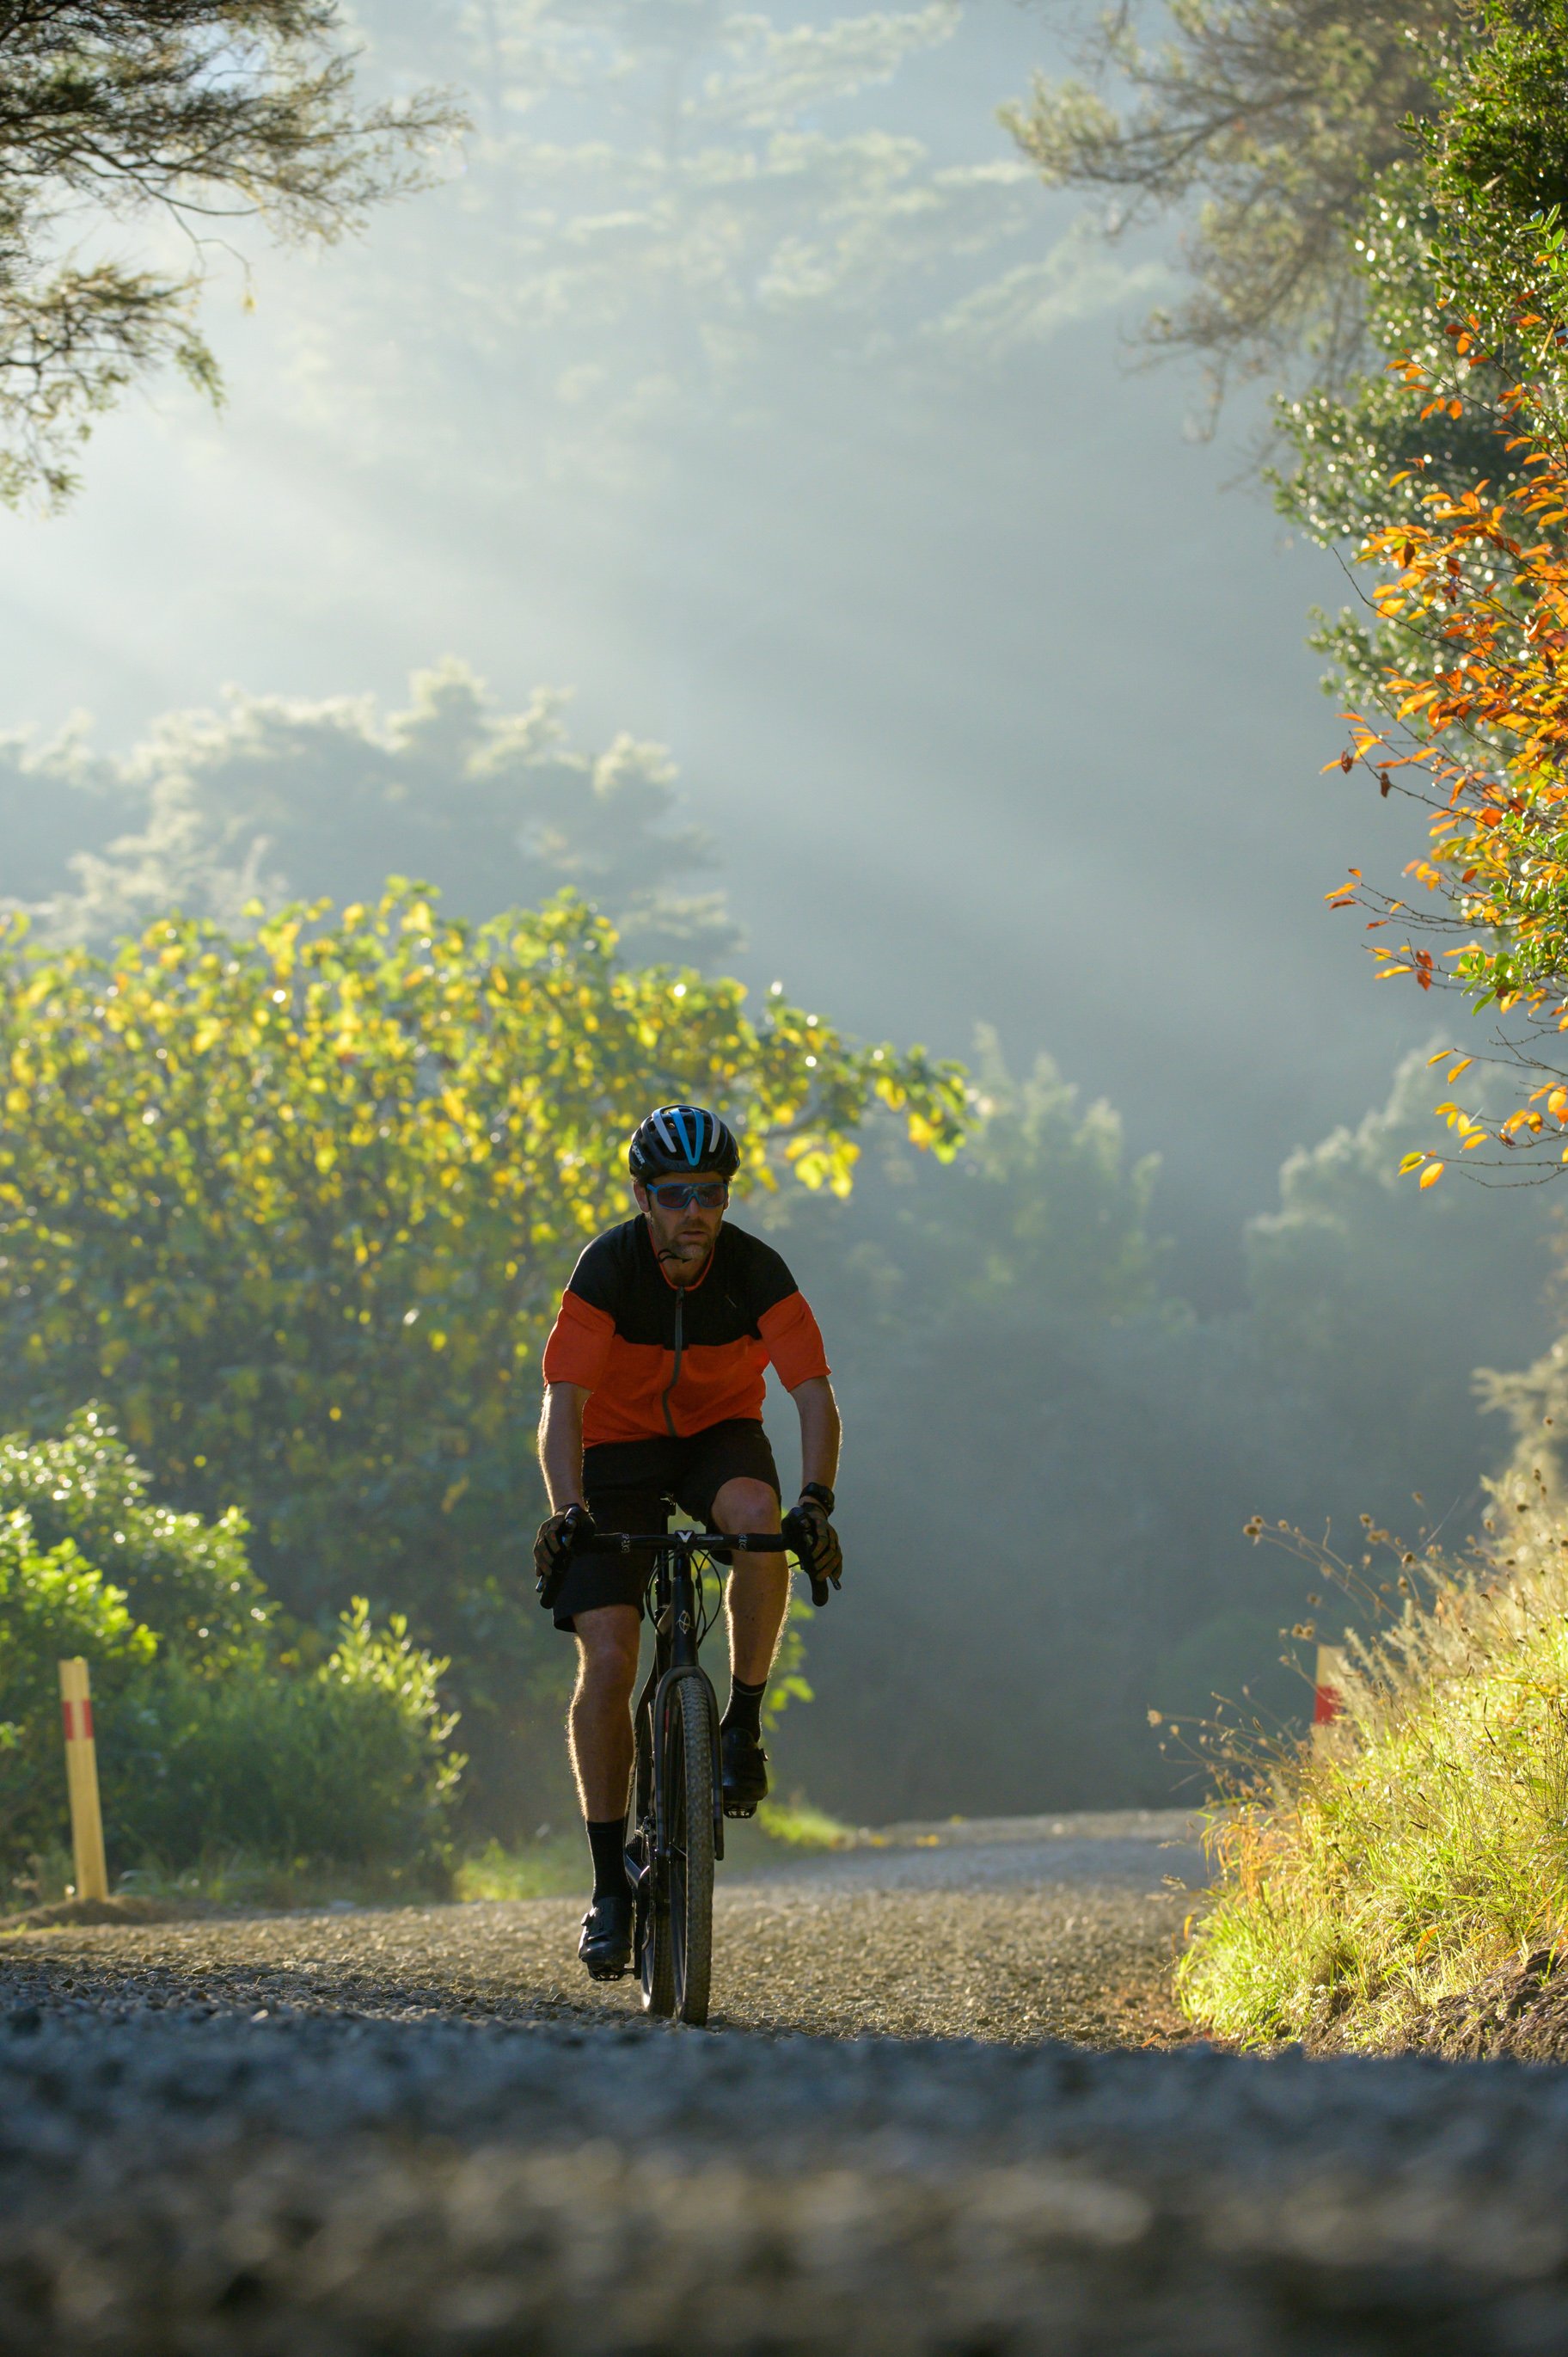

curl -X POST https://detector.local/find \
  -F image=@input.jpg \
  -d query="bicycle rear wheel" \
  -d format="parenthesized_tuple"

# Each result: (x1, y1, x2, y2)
(642, 1674, 716, 2027)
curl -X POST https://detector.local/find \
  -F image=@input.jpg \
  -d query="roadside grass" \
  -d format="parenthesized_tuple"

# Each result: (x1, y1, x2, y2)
(455, 1831, 585, 1900)
(1178, 1474, 1568, 2049)
(755, 1793, 857, 1848)
(456, 1794, 859, 1902)
(5, 1803, 861, 1924)
(2, 1845, 453, 1919)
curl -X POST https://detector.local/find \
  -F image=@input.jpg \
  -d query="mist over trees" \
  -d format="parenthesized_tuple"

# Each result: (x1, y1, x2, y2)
(760, 1045, 1557, 1820)
(0, 661, 737, 960)
(310, 2, 1092, 493)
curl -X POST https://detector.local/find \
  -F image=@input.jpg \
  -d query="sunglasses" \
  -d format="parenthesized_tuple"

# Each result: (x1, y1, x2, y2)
(647, 1181, 730, 1211)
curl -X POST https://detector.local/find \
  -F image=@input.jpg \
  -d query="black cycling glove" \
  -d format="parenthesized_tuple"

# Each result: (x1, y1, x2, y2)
(781, 1496, 842, 1603)
(535, 1504, 594, 1608)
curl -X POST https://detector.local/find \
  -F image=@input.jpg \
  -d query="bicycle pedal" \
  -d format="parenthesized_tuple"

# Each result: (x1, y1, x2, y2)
(723, 1800, 758, 1820)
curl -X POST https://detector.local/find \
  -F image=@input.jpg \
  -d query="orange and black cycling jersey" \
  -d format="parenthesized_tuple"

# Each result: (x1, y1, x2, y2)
(542, 1217, 830, 1447)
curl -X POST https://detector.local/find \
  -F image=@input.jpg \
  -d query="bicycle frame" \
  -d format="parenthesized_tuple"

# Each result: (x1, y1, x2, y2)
(641, 1538, 727, 1865)
(570, 1526, 793, 1869)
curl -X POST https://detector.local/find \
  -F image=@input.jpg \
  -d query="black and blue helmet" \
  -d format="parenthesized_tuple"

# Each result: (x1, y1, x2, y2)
(629, 1104, 740, 1182)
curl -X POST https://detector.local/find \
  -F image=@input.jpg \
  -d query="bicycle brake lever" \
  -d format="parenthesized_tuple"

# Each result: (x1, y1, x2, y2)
(808, 1572, 830, 1609)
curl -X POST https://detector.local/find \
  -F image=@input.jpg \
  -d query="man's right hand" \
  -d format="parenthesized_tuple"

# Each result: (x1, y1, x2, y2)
(535, 1503, 594, 1607)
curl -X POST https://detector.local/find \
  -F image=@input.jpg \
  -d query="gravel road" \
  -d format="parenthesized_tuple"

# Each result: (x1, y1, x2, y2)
(0, 1808, 1203, 2047)
(6, 1812, 1568, 2353)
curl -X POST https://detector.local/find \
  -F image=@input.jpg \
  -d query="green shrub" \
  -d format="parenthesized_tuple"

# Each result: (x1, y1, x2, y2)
(0, 1406, 269, 1667)
(0, 1511, 155, 1867)
(113, 1602, 462, 1884)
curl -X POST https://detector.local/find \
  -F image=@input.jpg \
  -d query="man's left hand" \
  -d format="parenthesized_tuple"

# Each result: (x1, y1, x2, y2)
(782, 1495, 842, 1592)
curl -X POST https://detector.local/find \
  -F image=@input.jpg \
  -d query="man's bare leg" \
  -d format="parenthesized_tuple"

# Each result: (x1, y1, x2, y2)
(710, 1476, 787, 1818)
(712, 1475, 790, 1685)
(568, 1604, 641, 1819)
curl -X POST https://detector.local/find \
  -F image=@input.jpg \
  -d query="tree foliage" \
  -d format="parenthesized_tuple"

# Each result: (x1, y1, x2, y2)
(0, 660, 738, 961)
(1298, 7, 1568, 1181)
(1002, 0, 1461, 402)
(1271, 5, 1568, 701)
(0, 2, 456, 503)
(1330, 330, 1568, 1182)
(0, 882, 964, 1822)
(0, 1403, 268, 1666)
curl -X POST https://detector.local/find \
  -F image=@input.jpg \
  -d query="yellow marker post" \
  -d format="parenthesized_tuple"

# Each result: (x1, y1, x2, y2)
(58, 1658, 109, 1902)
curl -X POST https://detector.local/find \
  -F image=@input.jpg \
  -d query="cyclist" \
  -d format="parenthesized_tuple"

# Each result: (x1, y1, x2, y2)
(534, 1103, 843, 1980)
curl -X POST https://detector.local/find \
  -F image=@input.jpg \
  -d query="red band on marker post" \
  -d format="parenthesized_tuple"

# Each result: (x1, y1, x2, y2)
(1313, 1644, 1346, 1742)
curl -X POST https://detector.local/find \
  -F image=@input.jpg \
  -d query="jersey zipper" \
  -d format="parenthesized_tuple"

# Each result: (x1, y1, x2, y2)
(661, 1286, 686, 1439)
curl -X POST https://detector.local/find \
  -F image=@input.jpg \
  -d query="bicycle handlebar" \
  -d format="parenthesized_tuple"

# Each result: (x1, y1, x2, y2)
(568, 1530, 791, 1554)
(568, 1527, 831, 1606)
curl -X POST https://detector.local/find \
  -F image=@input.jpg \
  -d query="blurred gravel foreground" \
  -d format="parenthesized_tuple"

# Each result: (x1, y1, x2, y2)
(4, 2001, 1568, 2353)
(3, 1824, 1565, 2354)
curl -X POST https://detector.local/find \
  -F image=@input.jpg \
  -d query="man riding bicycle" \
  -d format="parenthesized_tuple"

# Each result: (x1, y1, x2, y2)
(535, 1103, 843, 1980)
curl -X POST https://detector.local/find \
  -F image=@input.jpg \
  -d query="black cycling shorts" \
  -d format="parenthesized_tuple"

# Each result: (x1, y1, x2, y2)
(550, 1417, 781, 1631)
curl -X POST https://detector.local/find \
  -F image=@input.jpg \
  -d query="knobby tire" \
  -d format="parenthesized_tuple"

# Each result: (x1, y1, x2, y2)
(643, 1676, 716, 2026)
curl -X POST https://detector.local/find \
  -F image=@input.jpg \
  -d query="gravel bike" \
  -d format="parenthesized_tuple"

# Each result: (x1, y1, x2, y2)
(567, 1525, 830, 2027)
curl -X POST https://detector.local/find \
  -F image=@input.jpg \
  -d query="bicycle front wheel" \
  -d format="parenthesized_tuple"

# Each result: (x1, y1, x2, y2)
(645, 1674, 716, 2027)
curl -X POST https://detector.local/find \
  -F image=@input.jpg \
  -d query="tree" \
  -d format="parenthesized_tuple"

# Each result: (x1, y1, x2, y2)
(1001, 0, 1463, 405)
(0, 659, 740, 961)
(0, 882, 965, 1824)
(0, 3, 456, 502)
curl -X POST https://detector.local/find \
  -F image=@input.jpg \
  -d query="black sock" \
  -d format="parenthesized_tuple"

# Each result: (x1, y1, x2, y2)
(722, 1675, 767, 1740)
(585, 1815, 628, 1901)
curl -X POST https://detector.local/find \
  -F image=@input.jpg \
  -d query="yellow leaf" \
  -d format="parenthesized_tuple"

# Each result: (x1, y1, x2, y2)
(1419, 1162, 1445, 1189)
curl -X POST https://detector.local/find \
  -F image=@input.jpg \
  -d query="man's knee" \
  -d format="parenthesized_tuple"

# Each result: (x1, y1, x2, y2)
(711, 1476, 780, 1533)
(573, 1605, 641, 1697)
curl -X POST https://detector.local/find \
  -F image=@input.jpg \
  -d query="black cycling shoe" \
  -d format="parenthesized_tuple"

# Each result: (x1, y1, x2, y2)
(578, 1888, 634, 1980)
(721, 1723, 769, 1819)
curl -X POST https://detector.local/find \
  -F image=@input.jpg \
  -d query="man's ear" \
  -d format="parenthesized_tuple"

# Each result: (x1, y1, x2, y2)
(632, 1181, 649, 1214)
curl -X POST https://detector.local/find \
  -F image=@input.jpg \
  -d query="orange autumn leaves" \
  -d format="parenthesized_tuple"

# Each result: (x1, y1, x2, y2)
(1332, 304, 1568, 1188)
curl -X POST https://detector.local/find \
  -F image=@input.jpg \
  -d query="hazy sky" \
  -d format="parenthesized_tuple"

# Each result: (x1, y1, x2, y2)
(0, 0, 1449, 1301)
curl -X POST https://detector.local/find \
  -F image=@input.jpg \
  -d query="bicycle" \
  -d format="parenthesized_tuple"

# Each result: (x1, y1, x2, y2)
(567, 1525, 832, 2027)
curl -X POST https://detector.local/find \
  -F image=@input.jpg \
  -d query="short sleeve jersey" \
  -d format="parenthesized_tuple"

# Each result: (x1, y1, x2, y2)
(541, 1217, 830, 1447)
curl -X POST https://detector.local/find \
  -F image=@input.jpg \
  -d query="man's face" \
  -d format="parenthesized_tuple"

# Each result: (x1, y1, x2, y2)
(634, 1171, 727, 1280)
